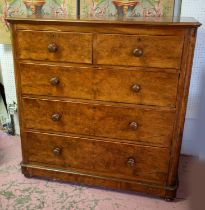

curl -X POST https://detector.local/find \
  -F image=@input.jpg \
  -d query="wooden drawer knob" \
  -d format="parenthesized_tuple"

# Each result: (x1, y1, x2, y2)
(132, 84, 141, 93)
(51, 113, 62, 122)
(50, 77, 60, 86)
(53, 148, 61, 156)
(48, 43, 58, 53)
(127, 158, 136, 167)
(129, 122, 138, 130)
(133, 48, 143, 57)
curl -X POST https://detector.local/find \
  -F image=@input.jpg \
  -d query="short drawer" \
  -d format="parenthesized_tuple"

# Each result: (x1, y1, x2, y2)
(94, 34, 184, 69)
(20, 63, 179, 107)
(24, 131, 170, 184)
(16, 30, 92, 63)
(22, 98, 175, 147)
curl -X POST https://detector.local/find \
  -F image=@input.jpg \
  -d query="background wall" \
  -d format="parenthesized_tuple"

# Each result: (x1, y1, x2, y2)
(80, 0, 175, 17)
(0, 44, 19, 133)
(0, 0, 204, 156)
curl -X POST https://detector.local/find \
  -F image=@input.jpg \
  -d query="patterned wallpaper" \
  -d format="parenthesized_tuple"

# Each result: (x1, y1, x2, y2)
(0, 0, 76, 44)
(81, 0, 175, 17)
(0, 0, 175, 43)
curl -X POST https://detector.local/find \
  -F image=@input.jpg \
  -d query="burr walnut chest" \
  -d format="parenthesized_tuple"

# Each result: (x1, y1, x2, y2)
(7, 16, 201, 199)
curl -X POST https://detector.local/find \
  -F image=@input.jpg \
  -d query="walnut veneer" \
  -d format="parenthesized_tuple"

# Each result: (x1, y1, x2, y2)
(7, 15, 201, 200)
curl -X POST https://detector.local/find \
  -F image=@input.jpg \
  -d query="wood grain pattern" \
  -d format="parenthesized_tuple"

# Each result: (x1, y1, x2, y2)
(20, 63, 94, 100)
(95, 34, 184, 69)
(24, 131, 170, 184)
(20, 63, 179, 107)
(6, 16, 201, 27)
(165, 28, 199, 199)
(16, 30, 93, 63)
(16, 24, 187, 36)
(22, 97, 175, 146)
(94, 68, 179, 107)
(7, 16, 200, 199)
(21, 164, 176, 198)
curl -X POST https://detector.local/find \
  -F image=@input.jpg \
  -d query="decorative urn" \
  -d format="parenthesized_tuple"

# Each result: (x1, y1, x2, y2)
(112, 0, 140, 17)
(23, 0, 46, 15)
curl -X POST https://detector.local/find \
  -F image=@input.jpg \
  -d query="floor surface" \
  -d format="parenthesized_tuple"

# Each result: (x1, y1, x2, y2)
(0, 131, 190, 210)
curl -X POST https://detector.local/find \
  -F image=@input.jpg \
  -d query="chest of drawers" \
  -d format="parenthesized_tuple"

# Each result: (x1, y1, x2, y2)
(7, 16, 200, 200)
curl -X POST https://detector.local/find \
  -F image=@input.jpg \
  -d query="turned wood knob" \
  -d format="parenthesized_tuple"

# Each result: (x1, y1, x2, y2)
(127, 158, 136, 167)
(129, 122, 138, 130)
(133, 48, 143, 57)
(53, 148, 61, 156)
(48, 43, 58, 53)
(50, 77, 60, 86)
(51, 113, 62, 122)
(132, 84, 141, 93)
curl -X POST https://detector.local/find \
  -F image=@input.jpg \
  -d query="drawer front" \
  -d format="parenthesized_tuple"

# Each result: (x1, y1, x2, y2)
(16, 30, 92, 63)
(20, 63, 94, 100)
(95, 68, 178, 107)
(20, 63, 179, 107)
(22, 98, 175, 147)
(95, 34, 184, 69)
(25, 131, 170, 184)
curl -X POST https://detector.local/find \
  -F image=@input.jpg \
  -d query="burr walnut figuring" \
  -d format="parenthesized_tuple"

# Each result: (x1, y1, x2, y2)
(7, 16, 201, 200)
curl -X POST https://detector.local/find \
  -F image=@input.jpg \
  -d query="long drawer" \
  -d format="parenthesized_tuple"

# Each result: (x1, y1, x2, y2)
(16, 30, 92, 63)
(22, 97, 175, 147)
(94, 34, 184, 69)
(20, 63, 179, 107)
(24, 131, 170, 184)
